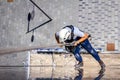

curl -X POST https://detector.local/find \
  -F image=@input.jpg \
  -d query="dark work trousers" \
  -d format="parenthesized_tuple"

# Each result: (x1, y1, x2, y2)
(73, 39, 101, 62)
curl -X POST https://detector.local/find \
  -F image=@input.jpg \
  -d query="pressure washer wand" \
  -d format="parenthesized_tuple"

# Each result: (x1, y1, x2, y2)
(0, 43, 74, 55)
(59, 42, 75, 47)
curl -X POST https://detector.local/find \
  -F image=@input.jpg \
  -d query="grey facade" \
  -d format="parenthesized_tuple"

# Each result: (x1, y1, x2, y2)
(0, 0, 120, 65)
(1, 0, 120, 50)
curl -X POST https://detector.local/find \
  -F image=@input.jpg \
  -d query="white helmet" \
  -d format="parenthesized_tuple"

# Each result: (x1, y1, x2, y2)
(59, 28, 71, 42)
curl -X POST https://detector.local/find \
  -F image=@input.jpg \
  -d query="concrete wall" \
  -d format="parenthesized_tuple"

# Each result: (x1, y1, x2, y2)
(0, 0, 79, 65)
(1, 0, 120, 50)
(0, 0, 79, 48)
(0, 0, 120, 65)
(78, 0, 120, 51)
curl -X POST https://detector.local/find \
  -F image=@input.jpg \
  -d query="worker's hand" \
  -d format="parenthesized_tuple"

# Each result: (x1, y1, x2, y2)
(58, 42, 64, 47)
(74, 41, 80, 46)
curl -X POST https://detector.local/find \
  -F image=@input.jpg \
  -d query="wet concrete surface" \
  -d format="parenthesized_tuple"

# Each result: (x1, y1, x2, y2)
(29, 66, 120, 80)
(0, 67, 28, 80)
(0, 54, 120, 80)
(0, 65, 119, 80)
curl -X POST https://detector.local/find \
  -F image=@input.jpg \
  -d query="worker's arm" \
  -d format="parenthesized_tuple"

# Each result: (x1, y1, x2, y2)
(55, 33, 64, 47)
(55, 33, 60, 43)
(74, 33, 89, 46)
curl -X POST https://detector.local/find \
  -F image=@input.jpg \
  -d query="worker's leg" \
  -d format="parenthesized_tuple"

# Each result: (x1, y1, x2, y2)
(81, 39, 105, 69)
(72, 45, 83, 67)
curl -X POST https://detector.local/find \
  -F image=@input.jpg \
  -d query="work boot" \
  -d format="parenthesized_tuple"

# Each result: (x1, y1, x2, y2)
(75, 62, 83, 68)
(98, 60, 106, 69)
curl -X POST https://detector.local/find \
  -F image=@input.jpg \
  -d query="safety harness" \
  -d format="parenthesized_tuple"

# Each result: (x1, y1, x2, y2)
(63, 25, 91, 52)
(63, 25, 75, 52)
